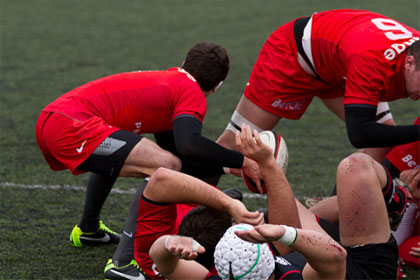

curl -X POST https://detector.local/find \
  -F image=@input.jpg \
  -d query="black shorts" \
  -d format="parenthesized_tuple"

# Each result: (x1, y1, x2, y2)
(78, 130, 143, 177)
(345, 235, 398, 280)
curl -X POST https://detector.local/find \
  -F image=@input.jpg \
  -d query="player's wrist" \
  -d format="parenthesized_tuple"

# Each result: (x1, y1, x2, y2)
(276, 225, 298, 246)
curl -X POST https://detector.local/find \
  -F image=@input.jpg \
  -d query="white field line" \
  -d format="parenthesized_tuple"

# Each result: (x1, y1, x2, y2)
(0, 182, 309, 200)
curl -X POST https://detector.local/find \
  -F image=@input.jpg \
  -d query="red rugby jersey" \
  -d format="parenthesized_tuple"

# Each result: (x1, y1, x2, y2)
(43, 67, 207, 134)
(310, 9, 420, 106)
(385, 117, 420, 172)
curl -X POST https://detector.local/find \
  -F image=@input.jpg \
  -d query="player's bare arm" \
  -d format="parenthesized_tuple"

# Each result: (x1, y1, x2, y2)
(143, 167, 264, 226)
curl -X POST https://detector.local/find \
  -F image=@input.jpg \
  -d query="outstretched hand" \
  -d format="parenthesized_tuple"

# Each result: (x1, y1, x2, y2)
(234, 224, 285, 243)
(165, 235, 205, 260)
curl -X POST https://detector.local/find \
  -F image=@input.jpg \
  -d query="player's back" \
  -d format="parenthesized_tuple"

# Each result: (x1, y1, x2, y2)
(310, 9, 419, 85)
(43, 68, 205, 133)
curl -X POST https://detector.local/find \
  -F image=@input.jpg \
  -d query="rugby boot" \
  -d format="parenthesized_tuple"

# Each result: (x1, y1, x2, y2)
(70, 220, 121, 247)
(104, 259, 150, 280)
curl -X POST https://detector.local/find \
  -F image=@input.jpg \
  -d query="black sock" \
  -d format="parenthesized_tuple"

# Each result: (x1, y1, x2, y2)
(381, 167, 408, 214)
(79, 173, 117, 232)
(382, 168, 394, 206)
(112, 179, 148, 266)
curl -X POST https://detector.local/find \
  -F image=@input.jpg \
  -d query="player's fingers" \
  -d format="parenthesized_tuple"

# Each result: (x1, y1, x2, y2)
(255, 179, 263, 194)
(235, 230, 261, 243)
(243, 211, 263, 226)
(248, 212, 265, 225)
(235, 131, 243, 149)
(257, 212, 265, 225)
(253, 129, 262, 145)
(412, 171, 420, 187)
(409, 246, 420, 257)
(245, 126, 255, 145)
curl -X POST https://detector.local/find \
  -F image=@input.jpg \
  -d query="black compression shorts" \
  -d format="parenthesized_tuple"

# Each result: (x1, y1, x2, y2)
(345, 234, 398, 279)
(77, 130, 143, 177)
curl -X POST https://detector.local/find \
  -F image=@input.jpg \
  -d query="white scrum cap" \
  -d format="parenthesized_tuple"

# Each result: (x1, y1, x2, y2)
(214, 224, 275, 280)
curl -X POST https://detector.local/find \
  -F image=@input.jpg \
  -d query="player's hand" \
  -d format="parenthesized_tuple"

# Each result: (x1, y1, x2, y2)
(409, 242, 420, 257)
(236, 125, 274, 165)
(229, 167, 243, 177)
(400, 169, 420, 202)
(165, 235, 205, 260)
(241, 157, 263, 193)
(228, 199, 264, 226)
(235, 224, 285, 243)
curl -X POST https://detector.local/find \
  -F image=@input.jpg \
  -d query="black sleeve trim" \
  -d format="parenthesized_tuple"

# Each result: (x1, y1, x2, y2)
(173, 115, 244, 168)
(344, 104, 420, 148)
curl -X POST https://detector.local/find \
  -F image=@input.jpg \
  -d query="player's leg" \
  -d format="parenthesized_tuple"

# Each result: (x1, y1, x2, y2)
(71, 130, 181, 247)
(70, 130, 143, 247)
(307, 196, 339, 225)
(320, 95, 345, 120)
(119, 137, 181, 178)
(336, 154, 401, 279)
(78, 173, 118, 233)
(216, 95, 282, 150)
(336, 152, 391, 246)
(104, 180, 149, 280)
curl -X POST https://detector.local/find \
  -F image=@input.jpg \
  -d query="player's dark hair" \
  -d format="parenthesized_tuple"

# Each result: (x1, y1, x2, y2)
(182, 42, 230, 91)
(178, 205, 232, 269)
(408, 40, 420, 68)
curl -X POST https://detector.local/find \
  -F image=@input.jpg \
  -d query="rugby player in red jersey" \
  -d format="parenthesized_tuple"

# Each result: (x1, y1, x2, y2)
(149, 125, 416, 280)
(217, 9, 420, 162)
(35, 42, 261, 278)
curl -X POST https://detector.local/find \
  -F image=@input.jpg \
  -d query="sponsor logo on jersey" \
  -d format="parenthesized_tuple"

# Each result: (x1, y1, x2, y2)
(402, 154, 420, 169)
(384, 37, 419, 60)
(133, 122, 142, 134)
(274, 256, 292, 266)
(271, 98, 306, 111)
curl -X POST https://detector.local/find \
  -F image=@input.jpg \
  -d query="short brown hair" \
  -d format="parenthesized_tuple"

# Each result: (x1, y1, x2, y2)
(182, 42, 230, 91)
(408, 40, 420, 68)
(178, 206, 232, 269)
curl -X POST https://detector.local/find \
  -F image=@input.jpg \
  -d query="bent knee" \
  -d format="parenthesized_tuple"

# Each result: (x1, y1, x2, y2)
(338, 153, 373, 176)
(164, 156, 182, 171)
(150, 167, 172, 182)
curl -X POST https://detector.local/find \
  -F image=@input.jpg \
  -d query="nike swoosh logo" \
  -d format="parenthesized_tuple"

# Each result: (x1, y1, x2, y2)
(109, 270, 145, 280)
(80, 233, 110, 242)
(76, 140, 87, 153)
(123, 231, 133, 238)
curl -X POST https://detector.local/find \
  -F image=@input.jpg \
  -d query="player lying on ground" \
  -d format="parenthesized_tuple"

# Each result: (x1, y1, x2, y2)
(217, 9, 420, 165)
(131, 162, 264, 279)
(307, 117, 420, 269)
(150, 125, 415, 279)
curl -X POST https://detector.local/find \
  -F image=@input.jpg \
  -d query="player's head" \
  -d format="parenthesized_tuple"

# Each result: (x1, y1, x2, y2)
(182, 42, 230, 92)
(178, 205, 232, 269)
(214, 224, 275, 280)
(405, 40, 420, 100)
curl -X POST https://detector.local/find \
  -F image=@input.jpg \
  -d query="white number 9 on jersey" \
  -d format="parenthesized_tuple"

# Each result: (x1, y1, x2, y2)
(371, 18, 413, 40)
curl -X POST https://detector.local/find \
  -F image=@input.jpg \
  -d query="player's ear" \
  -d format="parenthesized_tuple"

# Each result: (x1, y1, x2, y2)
(405, 55, 416, 71)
